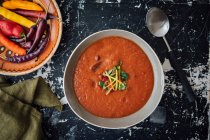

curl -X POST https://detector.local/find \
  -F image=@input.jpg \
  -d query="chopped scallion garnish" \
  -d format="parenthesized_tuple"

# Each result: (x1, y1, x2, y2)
(98, 61, 128, 95)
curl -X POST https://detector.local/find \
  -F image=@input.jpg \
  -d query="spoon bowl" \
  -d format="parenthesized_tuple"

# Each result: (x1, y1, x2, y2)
(146, 7, 170, 37)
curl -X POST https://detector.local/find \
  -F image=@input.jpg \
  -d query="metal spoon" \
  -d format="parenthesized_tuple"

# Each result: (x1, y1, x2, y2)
(146, 7, 195, 103)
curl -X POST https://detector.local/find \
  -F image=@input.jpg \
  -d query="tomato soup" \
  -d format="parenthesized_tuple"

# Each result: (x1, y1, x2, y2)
(73, 36, 154, 118)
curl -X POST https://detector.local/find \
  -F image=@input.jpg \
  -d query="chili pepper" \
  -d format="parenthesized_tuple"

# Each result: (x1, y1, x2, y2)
(2, 1, 43, 11)
(27, 20, 47, 53)
(19, 41, 32, 49)
(10, 37, 24, 43)
(102, 76, 108, 82)
(0, 6, 35, 28)
(97, 85, 101, 90)
(14, 10, 56, 19)
(11, 25, 37, 43)
(27, 5, 49, 54)
(7, 28, 49, 63)
(0, 30, 26, 55)
(0, 20, 25, 38)
(26, 24, 37, 41)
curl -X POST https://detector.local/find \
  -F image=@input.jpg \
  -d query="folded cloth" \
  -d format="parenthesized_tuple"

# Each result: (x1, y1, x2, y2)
(0, 77, 62, 140)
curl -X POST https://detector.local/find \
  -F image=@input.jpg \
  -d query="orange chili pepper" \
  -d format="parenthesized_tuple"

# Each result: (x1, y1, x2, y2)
(2, 1, 43, 11)
(0, 30, 26, 55)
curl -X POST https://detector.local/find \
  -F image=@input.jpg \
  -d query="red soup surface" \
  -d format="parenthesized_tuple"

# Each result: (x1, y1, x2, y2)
(74, 36, 154, 118)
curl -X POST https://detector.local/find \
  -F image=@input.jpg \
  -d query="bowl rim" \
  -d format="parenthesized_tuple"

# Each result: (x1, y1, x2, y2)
(0, 0, 63, 76)
(64, 29, 164, 129)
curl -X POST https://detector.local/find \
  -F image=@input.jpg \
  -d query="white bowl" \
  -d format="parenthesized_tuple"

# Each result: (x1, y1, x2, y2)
(64, 29, 164, 129)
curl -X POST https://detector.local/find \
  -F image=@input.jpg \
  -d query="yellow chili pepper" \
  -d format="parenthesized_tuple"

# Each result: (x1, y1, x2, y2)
(2, 1, 43, 11)
(115, 70, 118, 90)
(0, 6, 35, 28)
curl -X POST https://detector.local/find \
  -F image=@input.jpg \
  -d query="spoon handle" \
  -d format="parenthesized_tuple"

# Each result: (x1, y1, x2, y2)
(163, 36, 172, 51)
(168, 50, 196, 102)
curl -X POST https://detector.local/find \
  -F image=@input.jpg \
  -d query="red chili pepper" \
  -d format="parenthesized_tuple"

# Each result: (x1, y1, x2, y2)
(97, 85, 101, 90)
(0, 20, 25, 38)
(11, 25, 37, 43)
(102, 76, 108, 82)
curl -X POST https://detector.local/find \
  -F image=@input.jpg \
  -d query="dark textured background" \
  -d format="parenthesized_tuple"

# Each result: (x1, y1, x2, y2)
(5, 0, 210, 140)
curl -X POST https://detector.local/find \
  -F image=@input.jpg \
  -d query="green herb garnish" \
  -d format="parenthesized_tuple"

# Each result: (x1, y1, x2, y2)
(120, 70, 128, 80)
(98, 61, 129, 95)
(98, 81, 104, 87)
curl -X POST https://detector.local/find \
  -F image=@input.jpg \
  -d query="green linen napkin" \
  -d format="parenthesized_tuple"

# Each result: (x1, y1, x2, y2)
(0, 77, 62, 140)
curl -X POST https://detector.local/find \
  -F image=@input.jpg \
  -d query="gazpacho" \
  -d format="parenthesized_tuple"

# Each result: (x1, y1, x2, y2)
(74, 36, 154, 118)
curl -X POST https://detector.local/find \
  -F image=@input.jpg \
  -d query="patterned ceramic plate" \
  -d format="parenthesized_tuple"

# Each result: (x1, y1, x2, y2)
(0, 0, 62, 76)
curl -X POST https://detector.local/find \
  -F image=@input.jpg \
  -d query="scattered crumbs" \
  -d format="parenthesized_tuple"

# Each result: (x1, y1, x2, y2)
(195, 116, 205, 126)
(117, 137, 124, 140)
(177, 48, 182, 52)
(65, 12, 71, 24)
(59, 119, 68, 123)
(134, 3, 141, 8)
(163, 57, 209, 101)
(170, 84, 177, 90)
(49, 111, 61, 125)
(128, 128, 132, 136)
(78, 3, 84, 10)
(56, 77, 63, 89)
(34, 60, 54, 80)
(70, 125, 78, 133)
(87, 126, 96, 131)
(60, 96, 68, 105)
(189, 16, 193, 20)
(187, 1, 192, 6)
(145, 5, 148, 10)
(105, 0, 112, 3)
(105, 0, 121, 3)
(96, 0, 105, 3)
(162, 58, 173, 72)
(131, 126, 143, 130)
(171, 90, 177, 97)
(170, 109, 178, 115)
(51, 116, 59, 125)
(79, 0, 86, 3)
